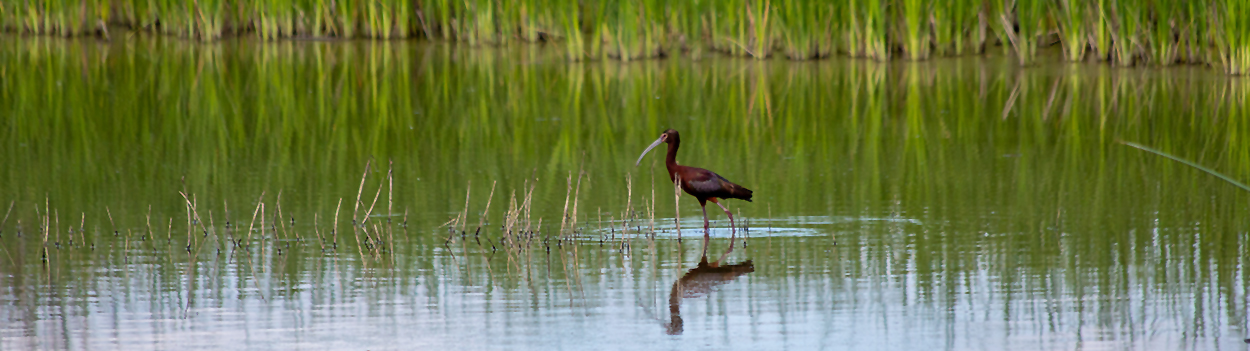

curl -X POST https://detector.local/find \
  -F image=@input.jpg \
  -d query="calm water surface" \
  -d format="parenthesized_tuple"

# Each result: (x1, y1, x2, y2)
(1, 36, 1249, 350)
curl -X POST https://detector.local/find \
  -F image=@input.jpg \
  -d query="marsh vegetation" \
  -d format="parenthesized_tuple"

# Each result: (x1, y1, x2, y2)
(3, 1, 1250, 73)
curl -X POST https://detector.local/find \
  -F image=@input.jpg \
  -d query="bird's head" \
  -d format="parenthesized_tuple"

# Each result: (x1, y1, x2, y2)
(635, 129, 680, 166)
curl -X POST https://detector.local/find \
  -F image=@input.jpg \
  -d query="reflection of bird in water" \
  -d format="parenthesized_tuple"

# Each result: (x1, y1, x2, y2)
(663, 239, 754, 335)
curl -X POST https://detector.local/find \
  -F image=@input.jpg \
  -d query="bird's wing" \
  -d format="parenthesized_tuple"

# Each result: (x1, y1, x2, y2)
(682, 168, 729, 195)
(682, 167, 753, 201)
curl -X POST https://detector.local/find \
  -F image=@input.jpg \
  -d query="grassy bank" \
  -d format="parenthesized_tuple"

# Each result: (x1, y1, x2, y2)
(1, 0, 1248, 73)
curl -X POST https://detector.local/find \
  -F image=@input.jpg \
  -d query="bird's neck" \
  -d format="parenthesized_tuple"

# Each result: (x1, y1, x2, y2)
(665, 142, 680, 182)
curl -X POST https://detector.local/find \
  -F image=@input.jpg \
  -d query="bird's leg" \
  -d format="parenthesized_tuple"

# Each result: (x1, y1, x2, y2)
(700, 235, 710, 258)
(700, 202, 710, 237)
(711, 199, 735, 233)
(709, 198, 736, 263)
(696, 203, 711, 256)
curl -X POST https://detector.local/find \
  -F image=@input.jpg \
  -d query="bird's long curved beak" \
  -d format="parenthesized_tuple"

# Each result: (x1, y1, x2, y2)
(635, 137, 665, 166)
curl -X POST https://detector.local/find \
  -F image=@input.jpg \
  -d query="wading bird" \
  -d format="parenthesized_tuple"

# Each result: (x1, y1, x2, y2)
(635, 129, 753, 236)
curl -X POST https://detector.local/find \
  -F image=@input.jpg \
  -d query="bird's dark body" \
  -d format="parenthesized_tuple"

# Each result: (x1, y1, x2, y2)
(658, 130, 753, 205)
(670, 165, 753, 204)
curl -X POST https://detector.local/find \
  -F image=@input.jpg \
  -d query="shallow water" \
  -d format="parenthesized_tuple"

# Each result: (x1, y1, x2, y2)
(1, 36, 1249, 350)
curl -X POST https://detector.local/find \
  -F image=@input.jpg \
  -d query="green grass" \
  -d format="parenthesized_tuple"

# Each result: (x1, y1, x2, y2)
(1218, 1, 1250, 74)
(773, 1, 830, 59)
(895, 0, 928, 60)
(1053, 0, 1087, 61)
(845, 0, 886, 59)
(1012, 0, 1045, 65)
(931, 0, 976, 56)
(4, 0, 1250, 74)
(1085, 0, 1111, 61)
(1111, 0, 1141, 66)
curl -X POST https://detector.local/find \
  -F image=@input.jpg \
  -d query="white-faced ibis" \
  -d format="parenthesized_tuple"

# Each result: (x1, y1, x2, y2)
(636, 129, 753, 235)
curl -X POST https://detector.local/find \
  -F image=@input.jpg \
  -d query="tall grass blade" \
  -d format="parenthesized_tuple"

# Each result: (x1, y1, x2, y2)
(1121, 141, 1250, 193)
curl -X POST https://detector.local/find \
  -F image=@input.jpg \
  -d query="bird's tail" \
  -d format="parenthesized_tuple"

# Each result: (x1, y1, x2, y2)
(726, 183, 753, 202)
